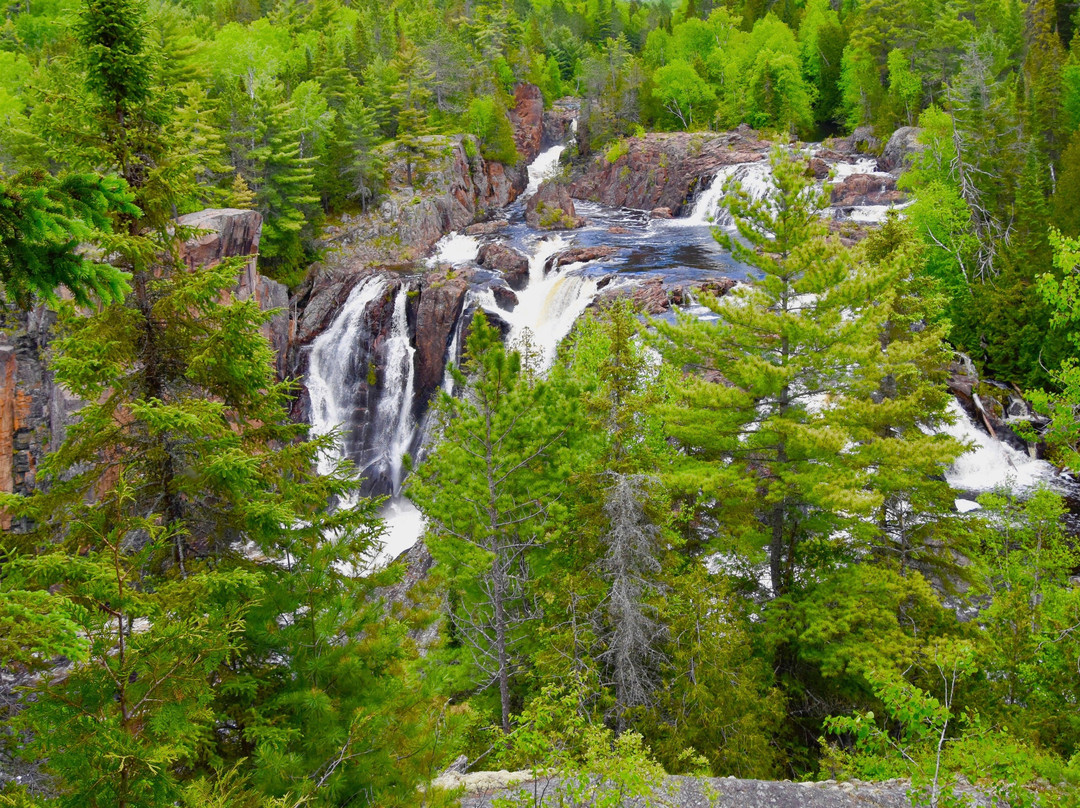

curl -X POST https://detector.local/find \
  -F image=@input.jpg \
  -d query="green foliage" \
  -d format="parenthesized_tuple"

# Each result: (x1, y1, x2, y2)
(492, 679, 668, 808)
(0, 170, 135, 307)
(409, 312, 582, 733)
(466, 95, 520, 165)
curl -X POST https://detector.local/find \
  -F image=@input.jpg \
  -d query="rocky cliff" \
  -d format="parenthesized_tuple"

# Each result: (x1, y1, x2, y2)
(0, 208, 283, 509)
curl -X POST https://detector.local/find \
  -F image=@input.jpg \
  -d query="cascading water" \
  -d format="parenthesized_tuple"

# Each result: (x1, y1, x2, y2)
(366, 286, 417, 495)
(305, 136, 1069, 568)
(523, 145, 566, 199)
(307, 275, 389, 476)
(476, 236, 601, 371)
(668, 161, 776, 229)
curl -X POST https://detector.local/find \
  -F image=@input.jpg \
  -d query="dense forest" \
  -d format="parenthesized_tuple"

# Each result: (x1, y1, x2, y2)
(2, 0, 1080, 804)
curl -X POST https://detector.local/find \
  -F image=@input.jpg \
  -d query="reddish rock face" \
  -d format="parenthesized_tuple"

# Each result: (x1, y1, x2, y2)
(508, 82, 544, 164)
(568, 129, 769, 212)
(553, 246, 619, 267)
(413, 268, 470, 408)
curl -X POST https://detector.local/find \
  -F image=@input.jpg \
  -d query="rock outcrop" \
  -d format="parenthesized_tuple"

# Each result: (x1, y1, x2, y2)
(414, 268, 470, 409)
(317, 135, 527, 271)
(525, 182, 585, 230)
(595, 276, 737, 315)
(569, 127, 769, 212)
(880, 126, 924, 172)
(458, 774, 999, 808)
(0, 208, 285, 514)
(830, 174, 906, 207)
(176, 208, 291, 376)
(542, 98, 579, 148)
(508, 82, 544, 164)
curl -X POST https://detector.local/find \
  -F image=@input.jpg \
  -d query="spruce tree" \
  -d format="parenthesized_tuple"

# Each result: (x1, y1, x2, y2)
(391, 40, 434, 187)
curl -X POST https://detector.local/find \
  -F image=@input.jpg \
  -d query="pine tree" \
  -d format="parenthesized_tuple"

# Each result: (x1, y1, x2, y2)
(391, 40, 434, 187)
(653, 150, 961, 596)
(409, 312, 581, 733)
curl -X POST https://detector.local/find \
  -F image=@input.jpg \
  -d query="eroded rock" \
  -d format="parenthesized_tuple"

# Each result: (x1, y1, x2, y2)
(525, 182, 585, 230)
(477, 243, 531, 290)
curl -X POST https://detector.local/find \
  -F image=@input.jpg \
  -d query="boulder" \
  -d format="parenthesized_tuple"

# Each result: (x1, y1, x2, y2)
(491, 285, 519, 310)
(507, 82, 544, 163)
(830, 174, 905, 207)
(542, 98, 579, 147)
(477, 243, 531, 290)
(414, 268, 470, 407)
(553, 245, 619, 266)
(650, 207, 674, 219)
(808, 157, 830, 179)
(464, 219, 509, 236)
(525, 182, 585, 230)
(880, 126, 924, 172)
(851, 125, 881, 153)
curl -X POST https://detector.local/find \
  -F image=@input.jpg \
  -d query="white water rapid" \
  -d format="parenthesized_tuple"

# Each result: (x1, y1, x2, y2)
(303, 137, 1074, 572)
(428, 231, 480, 266)
(307, 275, 389, 476)
(523, 144, 566, 199)
(477, 235, 601, 371)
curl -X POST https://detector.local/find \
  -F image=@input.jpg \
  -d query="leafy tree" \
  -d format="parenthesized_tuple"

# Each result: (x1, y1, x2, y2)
(466, 95, 520, 165)
(651, 58, 715, 128)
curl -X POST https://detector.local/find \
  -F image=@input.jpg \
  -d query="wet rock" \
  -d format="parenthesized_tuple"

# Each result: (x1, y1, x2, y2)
(525, 181, 585, 230)
(477, 243, 531, 290)
(809, 157, 831, 179)
(830, 174, 905, 207)
(569, 128, 769, 212)
(491, 285, 519, 310)
(881, 126, 924, 172)
(465, 219, 509, 236)
(553, 245, 618, 266)
(508, 82, 544, 164)
(542, 97, 578, 147)
(608, 226, 631, 234)
(414, 268, 470, 409)
(650, 207, 674, 219)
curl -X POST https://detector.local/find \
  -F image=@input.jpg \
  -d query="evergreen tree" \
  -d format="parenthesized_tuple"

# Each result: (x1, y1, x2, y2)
(0, 170, 135, 307)
(409, 313, 581, 733)
(653, 150, 960, 596)
(391, 40, 434, 187)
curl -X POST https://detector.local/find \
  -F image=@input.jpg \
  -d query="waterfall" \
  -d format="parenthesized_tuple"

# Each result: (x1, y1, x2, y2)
(474, 236, 601, 372)
(669, 161, 776, 228)
(365, 285, 417, 495)
(523, 144, 566, 199)
(941, 399, 1054, 494)
(307, 275, 389, 476)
